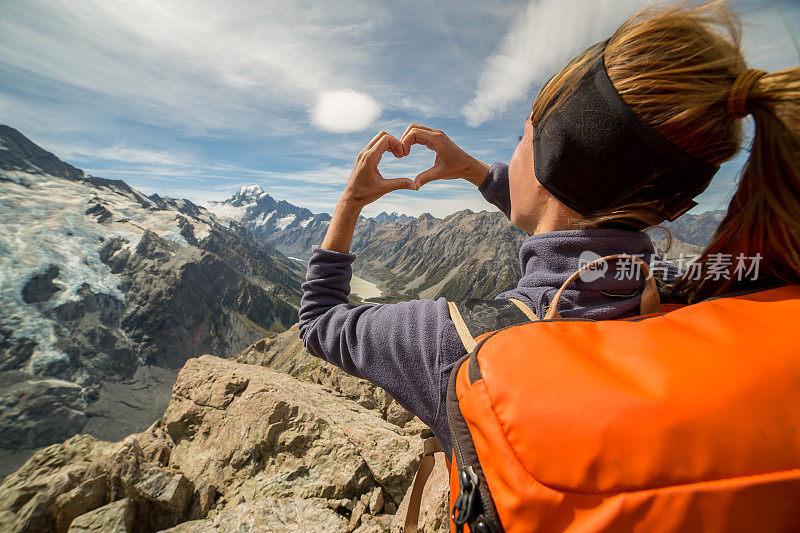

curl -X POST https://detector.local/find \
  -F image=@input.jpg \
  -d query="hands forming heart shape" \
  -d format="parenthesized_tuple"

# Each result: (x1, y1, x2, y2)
(340, 124, 489, 209)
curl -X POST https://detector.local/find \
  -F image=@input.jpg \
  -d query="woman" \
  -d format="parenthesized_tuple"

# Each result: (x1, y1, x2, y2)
(300, 0, 799, 468)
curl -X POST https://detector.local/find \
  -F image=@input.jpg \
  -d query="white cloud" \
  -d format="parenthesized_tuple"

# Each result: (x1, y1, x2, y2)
(0, 0, 386, 135)
(312, 90, 381, 133)
(463, 0, 646, 126)
(463, 0, 800, 127)
(50, 142, 193, 167)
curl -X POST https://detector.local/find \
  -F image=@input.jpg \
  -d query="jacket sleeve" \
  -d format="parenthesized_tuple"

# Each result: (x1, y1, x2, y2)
(478, 162, 511, 220)
(298, 245, 467, 438)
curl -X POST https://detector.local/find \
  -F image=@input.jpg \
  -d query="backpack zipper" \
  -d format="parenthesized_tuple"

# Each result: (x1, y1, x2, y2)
(447, 349, 503, 532)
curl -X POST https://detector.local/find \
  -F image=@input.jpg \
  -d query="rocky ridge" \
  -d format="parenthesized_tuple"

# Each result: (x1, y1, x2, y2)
(0, 328, 450, 533)
(263, 205, 723, 304)
(0, 126, 305, 476)
(269, 210, 527, 302)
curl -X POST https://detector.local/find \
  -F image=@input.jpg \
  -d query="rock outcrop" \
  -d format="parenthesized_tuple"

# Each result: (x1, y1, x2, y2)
(235, 325, 420, 430)
(0, 126, 305, 475)
(0, 354, 449, 532)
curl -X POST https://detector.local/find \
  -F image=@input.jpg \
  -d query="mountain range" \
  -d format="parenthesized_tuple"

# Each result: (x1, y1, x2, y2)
(204, 186, 414, 243)
(0, 126, 304, 476)
(0, 124, 726, 486)
(0, 125, 729, 532)
(211, 185, 725, 302)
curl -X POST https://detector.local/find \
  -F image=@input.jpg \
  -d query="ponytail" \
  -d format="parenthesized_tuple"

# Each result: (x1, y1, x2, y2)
(537, 0, 800, 301)
(673, 66, 800, 301)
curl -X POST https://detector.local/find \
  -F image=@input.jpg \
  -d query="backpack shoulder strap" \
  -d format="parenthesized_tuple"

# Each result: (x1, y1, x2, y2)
(403, 437, 444, 533)
(447, 298, 537, 352)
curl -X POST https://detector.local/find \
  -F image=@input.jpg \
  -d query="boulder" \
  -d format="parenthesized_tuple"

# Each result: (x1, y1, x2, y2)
(67, 498, 134, 533)
(0, 355, 429, 532)
(0, 434, 113, 532)
(0, 431, 194, 533)
(236, 326, 421, 431)
(164, 355, 420, 507)
(161, 497, 349, 532)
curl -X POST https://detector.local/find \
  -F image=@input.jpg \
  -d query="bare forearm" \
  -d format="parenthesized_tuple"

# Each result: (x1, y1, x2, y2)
(321, 196, 362, 254)
(465, 159, 490, 188)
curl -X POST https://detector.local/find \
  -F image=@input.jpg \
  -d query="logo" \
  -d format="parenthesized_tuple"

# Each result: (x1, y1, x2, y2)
(578, 250, 608, 282)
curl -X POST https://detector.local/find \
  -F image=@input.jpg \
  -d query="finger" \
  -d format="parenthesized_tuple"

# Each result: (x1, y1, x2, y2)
(401, 125, 435, 157)
(414, 166, 442, 189)
(365, 130, 389, 151)
(365, 133, 404, 162)
(401, 129, 438, 151)
(400, 123, 436, 142)
(400, 125, 438, 145)
(399, 124, 424, 156)
(382, 177, 418, 192)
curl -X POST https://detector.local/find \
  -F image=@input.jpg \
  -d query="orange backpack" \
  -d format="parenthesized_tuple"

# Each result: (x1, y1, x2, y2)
(407, 255, 800, 532)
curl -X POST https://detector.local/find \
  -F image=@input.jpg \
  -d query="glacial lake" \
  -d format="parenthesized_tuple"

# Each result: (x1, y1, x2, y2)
(288, 256, 382, 301)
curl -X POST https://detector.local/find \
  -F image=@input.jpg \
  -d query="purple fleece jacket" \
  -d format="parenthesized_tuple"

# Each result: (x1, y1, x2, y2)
(298, 162, 654, 453)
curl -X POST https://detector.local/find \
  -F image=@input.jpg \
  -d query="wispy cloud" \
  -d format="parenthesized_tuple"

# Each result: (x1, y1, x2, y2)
(463, 0, 800, 127)
(463, 0, 646, 126)
(51, 143, 195, 167)
(1, 0, 797, 218)
(0, 0, 389, 135)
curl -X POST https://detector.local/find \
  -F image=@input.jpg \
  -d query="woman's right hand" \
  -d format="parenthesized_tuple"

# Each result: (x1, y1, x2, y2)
(400, 124, 490, 190)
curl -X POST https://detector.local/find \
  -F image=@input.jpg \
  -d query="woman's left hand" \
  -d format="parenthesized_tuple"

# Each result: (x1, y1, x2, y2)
(341, 131, 418, 209)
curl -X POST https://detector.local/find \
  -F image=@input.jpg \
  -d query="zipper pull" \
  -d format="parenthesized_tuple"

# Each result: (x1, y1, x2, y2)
(452, 465, 480, 532)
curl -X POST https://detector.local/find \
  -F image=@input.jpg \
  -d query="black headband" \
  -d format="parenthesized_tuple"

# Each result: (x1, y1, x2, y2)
(532, 42, 719, 221)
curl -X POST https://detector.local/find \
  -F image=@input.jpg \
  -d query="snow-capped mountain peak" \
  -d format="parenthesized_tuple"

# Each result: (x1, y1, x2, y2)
(204, 186, 318, 240)
(0, 126, 301, 381)
(233, 184, 267, 201)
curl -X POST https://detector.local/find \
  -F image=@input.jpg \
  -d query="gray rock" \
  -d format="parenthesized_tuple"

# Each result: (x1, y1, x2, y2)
(21, 265, 61, 304)
(0, 356, 427, 533)
(161, 497, 349, 532)
(392, 451, 450, 533)
(0, 373, 87, 450)
(0, 125, 83, 180)
(131, 463, 192, 515)
(67, 498, 134, 533)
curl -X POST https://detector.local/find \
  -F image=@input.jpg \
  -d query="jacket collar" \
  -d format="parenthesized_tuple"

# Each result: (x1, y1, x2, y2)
(500, 228, 656, 319)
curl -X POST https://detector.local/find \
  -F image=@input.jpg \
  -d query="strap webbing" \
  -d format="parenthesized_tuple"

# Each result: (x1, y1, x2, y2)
(404, 437, 443, 533)
(545, 254, 661, 319)
(508, 298, 538, 321)
(448, 301, 477, 352)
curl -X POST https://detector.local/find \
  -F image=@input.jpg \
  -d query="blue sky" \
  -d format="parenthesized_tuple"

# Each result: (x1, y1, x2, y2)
(1, 0, 798, 218)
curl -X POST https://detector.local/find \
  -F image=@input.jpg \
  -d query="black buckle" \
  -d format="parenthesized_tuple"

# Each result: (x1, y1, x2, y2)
(452, 466, 480, 531)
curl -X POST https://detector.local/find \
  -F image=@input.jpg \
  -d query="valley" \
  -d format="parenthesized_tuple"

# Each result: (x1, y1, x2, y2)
(0, 124, 725, 528)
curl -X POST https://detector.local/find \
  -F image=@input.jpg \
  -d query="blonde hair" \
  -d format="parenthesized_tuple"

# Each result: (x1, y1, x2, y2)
(531, 0, 800, 301)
